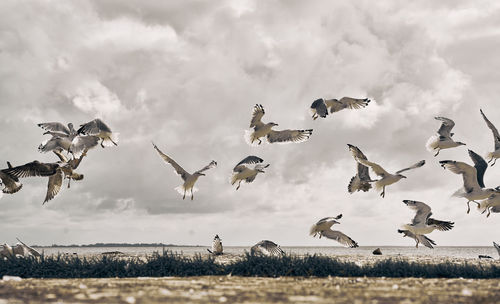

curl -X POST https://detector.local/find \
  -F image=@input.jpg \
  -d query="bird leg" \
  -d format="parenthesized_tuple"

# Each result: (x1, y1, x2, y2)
(257, 139, 262, 145)
(434, 149, 440, 157)
(312, 114, 318, 120)
(191, 191, 194, 200)
(67, 178, 71, 189)
(380, 186, 386, 198)
(183, 190, 186, 200)
(487, 207, 491, 217)
(100, 138, 105, 148)
(236, 180, 242, 190)
(415, 239, 419, 248)
(466, 201, 472, 214)
(492, 158, 497, 166)
(109, 137, 118, 146)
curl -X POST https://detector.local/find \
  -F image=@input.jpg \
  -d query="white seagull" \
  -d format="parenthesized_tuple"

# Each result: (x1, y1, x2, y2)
(38, 122, 99, 157)
(310, 97, 370, 120)
(354, 152, 425, 198)
(397, 229, 436, 249)
(152, 142, 217, 200)
(207, 235, 223, 255)
(477, 189, 500, 217)
(480, 109, 500, 166)
(440, 150, 499, 213)
(347, 144, 373, 193)
(250, 240, 285, 257)
(77, 118, 118, 147)
(401, 200, 454, 235)
(246, 104, 313, 145)
(231, 156, 269, 190)
(310, 214, 359, 248)
(426, 116, 466, 156)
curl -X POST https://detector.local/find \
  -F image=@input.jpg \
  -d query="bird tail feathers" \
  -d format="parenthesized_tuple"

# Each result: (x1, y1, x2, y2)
(244, 130, 261, 147)
(425, 135, 439, 152)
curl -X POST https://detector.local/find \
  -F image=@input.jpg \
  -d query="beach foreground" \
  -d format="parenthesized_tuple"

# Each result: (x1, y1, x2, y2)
(1, 275, 499, 304)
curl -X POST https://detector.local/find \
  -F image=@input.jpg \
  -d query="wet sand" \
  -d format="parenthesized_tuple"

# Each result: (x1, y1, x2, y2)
(1, 276, 499, 304)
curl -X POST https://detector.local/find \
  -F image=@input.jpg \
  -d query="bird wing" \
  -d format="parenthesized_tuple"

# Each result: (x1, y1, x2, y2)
(315, 214, 342, 226)
(15, 238, 41, 257)
(468, 149, 487, 188)
(195, 160, 217, 174)
(52, 150, 68, 163)
(427, 218, 454, 231)
(233, 156, 263, 171)
(38, 137, 69, 153)
(480, 109, 500, 150)
(267, 129, 313, 144)
(356, 158, 389, 177)
(494, 242, 500, 258)
(396, 160, 426, 174)
(254, 240, 284, 256)
(435, 117, 455, 138)
(348, 144, 368, 161)
(417, 234, 436, 249)
(3, 161, 59, 179)
(310, 99, 328, 118)
(0, 171, 23, 194)
(38, 122, 70, 135)
(70, 135, 99, 157)
(78, 118, 112, 135)
(439, 160, 481, 192)
(320, 229, 359, 248)
(43, 169, 63, 204)
(357, 162, 372, 182)
(405, 201, 432, 225)
(152, 143, 189, 181)
(338, 97, 370, 109)
(68, 148, 90, 170)
(250, 104, 265, 128)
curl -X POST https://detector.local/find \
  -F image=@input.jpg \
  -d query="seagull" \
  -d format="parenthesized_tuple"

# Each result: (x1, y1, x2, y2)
(15, 237, 41, 257)
(480, 109, 500, 166)
(250, 240, 285, 257)
(38, 122, 99, 157)
(2, 160, 71, 204)
(440, 150, 499, 213)
(246, 104, 313, 145)
(77, 118, 118, 147)
(354, 152, 425, 198)
(310, 97, 370, 120)
(152, 142, 217, 200)
(231, 156, 269, 190)
(397, 229, 436, 249)
(477, 190, 500, 217)
(207, 235, 223, 255)
(52, 149, 87, 188)
(401, 200, 454, 236)
(347, 144, 373, 193)
(0, 243, 14, 258)
(494, 242, 500, 259)
(310, 214, 359, 248)
(426, 117, 466, 156)
(0, 163, 23, 194)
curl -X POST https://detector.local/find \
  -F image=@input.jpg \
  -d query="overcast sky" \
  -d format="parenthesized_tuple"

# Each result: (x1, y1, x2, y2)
(1, 0, 499, 247)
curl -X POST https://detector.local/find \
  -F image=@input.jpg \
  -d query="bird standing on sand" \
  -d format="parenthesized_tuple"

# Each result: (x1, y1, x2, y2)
(152, 142, 217, 200)
(246, 104, 313, 145)
(250, 240, 285, 257)
(231, 156, 269, 190)
(480, 109, 500, 166)
(207, 235, 223, 255)
(310, 97, 370, 120)
(353, 150, 425, 198)
(310, 214, 359, 248)
(77, 118, 118, 148)
(426, 117, 466, 156)
(347, 144, 373, 193)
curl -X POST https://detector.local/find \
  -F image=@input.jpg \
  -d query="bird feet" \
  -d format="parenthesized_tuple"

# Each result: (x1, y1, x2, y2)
(434, 149, 440, 157)
(466, 201, 472, 214)
(380, 191, 385, 198)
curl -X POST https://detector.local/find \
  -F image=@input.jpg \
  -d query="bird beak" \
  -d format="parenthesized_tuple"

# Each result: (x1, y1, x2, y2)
(403, 200, 410, 205)
(333, 220, 340, 224)
(347, 144, 353, 148)
(401, 175, 407, 178)
(199, 173, 206, 176)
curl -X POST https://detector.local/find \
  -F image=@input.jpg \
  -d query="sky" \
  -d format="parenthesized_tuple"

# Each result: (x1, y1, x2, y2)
(1, 0, 499, 247)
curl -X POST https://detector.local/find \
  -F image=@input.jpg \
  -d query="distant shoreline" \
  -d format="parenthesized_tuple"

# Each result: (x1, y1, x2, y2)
(32, 243, 206, 248)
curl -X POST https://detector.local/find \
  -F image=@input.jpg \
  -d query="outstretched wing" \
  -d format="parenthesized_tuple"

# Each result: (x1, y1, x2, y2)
(252, 240, 284, 256)
(38, 122, 70, 135)
(440, 160, 481, 193)
(320, 230, 359, 248)
(396, 160, 425, 174)
(480, 109, 500, 150)
(234, 156, 263, 171)
(250, 104, 265, 128)
(267, 129, 313, 144)
(310, 99, 328, 118)
(325, 97, 369, 113)
(404, 200, 432, 225)
(78, 118, 112, 135)
(70, 135, 99, 157)
(356, 158, 389, 177)
(0, 171, 23, 194)
(43, 169, 63, 204)
(152, 142, 189, 181)
(435, 117, 455, 138)
(195, 160, 217, 174)
(3, 161, 59, 179)
(468, 149, 487, 188)
(15, 238, 41, 257)
(427, 218, 454, 231)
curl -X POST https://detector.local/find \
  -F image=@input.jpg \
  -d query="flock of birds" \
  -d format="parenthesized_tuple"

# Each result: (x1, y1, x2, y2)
(1, 97, 499, 254)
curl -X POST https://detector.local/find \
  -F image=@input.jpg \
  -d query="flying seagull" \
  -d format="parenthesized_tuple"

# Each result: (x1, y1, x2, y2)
(38, 122, 99, 158)
(310, 214, 359, 248)
(354, 152, 425, 198)
(246, 104, 313, 145)
(231, 156, 269, 190)
(52, 149, 87, 188)
(77, 118, 118, 147)
(310, 97, 370, 120)
(152, 142, 217, 200)
(250, 240, 285, 257)
(401, 200, 454, 236)
(0, 163, 23, 194)
(477, 190, 500, 217)
(440, 150, 499, 213)
(480, 109, 500, 166)
(494, 242, 500, 259)
(347, 144, 373, 193)
(397, 229, 436, 249)
(426, 117, 466, 156)
(207, 235, 223, 255)
(2, 160, 74, 204)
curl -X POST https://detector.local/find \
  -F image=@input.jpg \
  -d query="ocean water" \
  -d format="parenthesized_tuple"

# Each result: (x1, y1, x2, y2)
(35, 246, 499, 260)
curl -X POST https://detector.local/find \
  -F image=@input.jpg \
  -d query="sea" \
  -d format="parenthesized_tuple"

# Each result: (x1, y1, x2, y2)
(34, 246, 499, 260)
